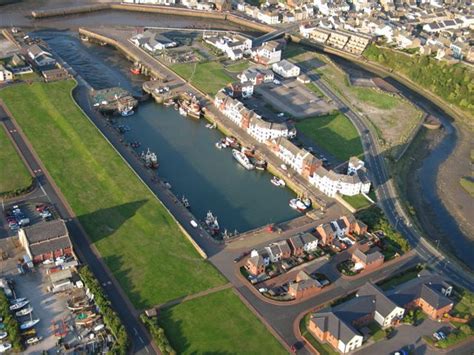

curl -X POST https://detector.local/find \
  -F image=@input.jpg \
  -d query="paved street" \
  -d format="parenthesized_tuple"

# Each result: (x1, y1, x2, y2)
(0, 106, 156, 355)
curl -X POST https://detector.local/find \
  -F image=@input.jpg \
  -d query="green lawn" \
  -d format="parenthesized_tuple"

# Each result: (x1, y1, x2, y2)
(296, 112, 363, 161)
(0, 81, 226, 309)
(283, 42, 307, 60)
(158, 289, 286, 354)
(299, 314, 338, 355)
(368, 322, 386, 341)
(305, 82, 324, 97)
(377, 266, 422, 291)
(350, 87, 399, 110)
(0, 125, 32, 195)
(171, 61, 233, 96)
(342, 194, 372, 210)
(225, 60, 250, 73)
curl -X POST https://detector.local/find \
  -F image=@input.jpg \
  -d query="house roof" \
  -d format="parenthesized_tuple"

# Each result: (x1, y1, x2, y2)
(357, 282, 400, 317)
(247, 255, 265, 269)
(353, 248, 384, 264)
(29, 235, 72, 257)
(300, 232, 317, 246)
(289, 235, 304, 249)
(276, 240, 291, 255)
(387, 270, 453, 310)
(23, 220, 68, 244)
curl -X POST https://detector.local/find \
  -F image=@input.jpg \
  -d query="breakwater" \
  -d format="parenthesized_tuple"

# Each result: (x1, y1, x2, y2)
(31, 3, 276, 34)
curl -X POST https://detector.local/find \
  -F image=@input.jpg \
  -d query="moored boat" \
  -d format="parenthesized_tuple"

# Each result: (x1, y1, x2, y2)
(20, 319, 40, 331)
(26, 336, 42, 345)
(9, 298, 26, 304)
(141, 148, 159, 169)
(10, 300, 29, 311)
(0, 332, 7, 340)
(181, 196, 190, 209)
(205, 211, 220, 235)
(289, 198, 308, 211)
(232, 149, 254, 170)
(130, 65, 140, 75)
(254, 159, 267, 171)
(16, 305, 33, 317)
(271, 176, 286, 187)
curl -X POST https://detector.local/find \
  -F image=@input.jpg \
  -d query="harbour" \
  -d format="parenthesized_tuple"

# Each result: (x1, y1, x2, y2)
(36, 30, 302, 233)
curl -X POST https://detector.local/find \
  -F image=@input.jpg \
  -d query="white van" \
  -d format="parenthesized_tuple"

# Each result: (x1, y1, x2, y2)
(190, 220, 198, 228)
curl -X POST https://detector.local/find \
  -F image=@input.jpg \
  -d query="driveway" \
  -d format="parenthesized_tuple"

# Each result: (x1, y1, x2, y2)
(355, 319, 456, 355)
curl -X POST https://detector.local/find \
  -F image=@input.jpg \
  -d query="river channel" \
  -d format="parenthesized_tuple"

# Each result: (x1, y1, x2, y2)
(36, 30, 300, 233)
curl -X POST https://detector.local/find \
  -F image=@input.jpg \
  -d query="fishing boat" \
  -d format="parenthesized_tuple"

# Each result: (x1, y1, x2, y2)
(232, 149, 254, 170)
(226, 136, 240, 149)
(10, 300, 29, 311)
(302, 197, 312, 208)
(205, 211, 220, 235)
(181, 196, 190, 209)
(163, 98, 175, 107)
(254, 159, 267, 171)
(119, 105, 134, 117)
(75, 312, 99, 326)
(179, 94, 201, 119)
(130, 65, 140, 75)
(94, 323, 105, 332)
(20, 319, 40, 331)
(178, 106, 187, 116)
(206, 123, 216, 129)
(271, 176, 286, 187)
(141, 148, 159, 169)
(16, 306, 33, 317)
(0, 332, 7, 340)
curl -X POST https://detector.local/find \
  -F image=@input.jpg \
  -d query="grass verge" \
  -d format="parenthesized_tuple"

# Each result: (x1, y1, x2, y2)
(0, 125, 32, 196)
(342, 194, 372, 210)
(171, 61, 233, 96)
(299, 313, 338, 355)
(158, 289, 286, 354)
(296, 112, 363, 161)
(350, 86, 399, 110)
(377, 265, 423, 291)
(460, 177, 474, 197)
(0, 81, 226, 309)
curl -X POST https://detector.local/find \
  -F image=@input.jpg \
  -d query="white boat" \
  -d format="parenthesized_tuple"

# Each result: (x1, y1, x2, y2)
(271, 176, 286, 187)
(0, 343, 11, 353)
(179, 106, 187, 116)
(16, 305, 33, 317)
(205, 211, 220, 235)
(181, 196, 190, 209)
(232, 149, 254, 170)
(20, 319, 40, 330)
(289, 198, 299, 210)
(26, 336, 42, 345)
(9, 297, 26, 304)
(215, 142, 223, 149)
(289, 198, 308, 211)
(94, 324, 105, 332)
(281, 164, 288, 171)
(0, 332, 7, 340)
(10, 300, 29, 311)
(120, 108, 134, 117)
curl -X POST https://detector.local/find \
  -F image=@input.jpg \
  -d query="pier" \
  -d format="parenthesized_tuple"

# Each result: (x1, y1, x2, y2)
(78, 27, 335, 212)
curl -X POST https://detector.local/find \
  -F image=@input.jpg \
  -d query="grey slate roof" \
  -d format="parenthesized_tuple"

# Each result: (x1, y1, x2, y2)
(289, 235, 304, 249)
(300, 232, 317, 246)
(29, 235, 71, 257)
(353, 248, 384, 264)
(23, 220, 68, 244)
(387, 270, 453, 310)
(357, 282, 400, 317)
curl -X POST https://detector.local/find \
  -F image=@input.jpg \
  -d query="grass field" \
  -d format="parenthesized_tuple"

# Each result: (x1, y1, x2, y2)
(350, 86, 399, 110)
(225, 60, 250, 73)
(296, 112, 363, 161)
(0, 81, 226, 309)
(342, 194, 372, 210)
(0, 125, 32, 195)
(171, 61, 233, 96)
(158, 289, 286, 354)
(305, 82, 324, 98)
(460, 177, 474, 197)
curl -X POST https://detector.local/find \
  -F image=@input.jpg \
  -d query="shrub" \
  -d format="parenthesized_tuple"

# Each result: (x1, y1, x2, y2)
(78, 266, 129, 353)
(0, 292, 23, 352)
(140, 314, 176, 355)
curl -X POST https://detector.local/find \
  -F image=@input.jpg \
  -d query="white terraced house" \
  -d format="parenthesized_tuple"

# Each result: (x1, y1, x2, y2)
(309, 166, 371, 197)
(247, 116, 289, 143)
(270, 137, 320, 177)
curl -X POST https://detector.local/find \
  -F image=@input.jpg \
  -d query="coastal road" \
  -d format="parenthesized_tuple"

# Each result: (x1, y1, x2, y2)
(307, 68, 474, 292)
(0, 105, 156, 355)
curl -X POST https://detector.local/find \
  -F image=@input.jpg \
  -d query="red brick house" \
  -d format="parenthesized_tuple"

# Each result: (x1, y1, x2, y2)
(388, 270, 454, 319)
(18, 219, 74, 264)
(288, 271, 321, 299)
(246, 255, 265, 276)
(352, 248, 384, 272)
(316, 223, 335, 246)
(288, 235, 305, 256)
(344, 215, 368, 236)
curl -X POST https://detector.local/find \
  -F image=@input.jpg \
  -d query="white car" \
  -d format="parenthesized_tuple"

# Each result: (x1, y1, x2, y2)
(273, 79, 281, 85)
(258, 287, 268, 293)
(433, 332, 442, 341)
(190, 220, 198, 228)
(0, 343, 11, 353)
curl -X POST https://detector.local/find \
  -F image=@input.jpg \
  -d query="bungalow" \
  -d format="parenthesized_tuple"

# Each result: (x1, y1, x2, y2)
(289, 271, 321, 299)
(352, 248, 385, 272)
(18, 220, 74, 264)
(272, 59, 301, 78)
(27, 44, 56, 68)
(251, 40, 283, 65)
(131, 31, 177, 52)
(388, 270, 454, 319)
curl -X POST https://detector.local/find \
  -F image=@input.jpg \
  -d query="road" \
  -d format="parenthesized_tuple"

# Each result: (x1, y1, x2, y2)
(0, 105, 156, 355)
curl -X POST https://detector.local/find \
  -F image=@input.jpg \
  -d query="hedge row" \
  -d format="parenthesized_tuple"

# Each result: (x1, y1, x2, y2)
(78, 266, 129, 354)
(140, 314, 176, 355)
(0, 292, 23, 352)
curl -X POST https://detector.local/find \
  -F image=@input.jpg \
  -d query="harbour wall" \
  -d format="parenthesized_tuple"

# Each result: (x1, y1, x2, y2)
(31, 3, 275, 34)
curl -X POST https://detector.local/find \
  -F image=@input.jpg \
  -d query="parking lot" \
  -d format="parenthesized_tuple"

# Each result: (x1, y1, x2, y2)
(255, 79, 336, 119)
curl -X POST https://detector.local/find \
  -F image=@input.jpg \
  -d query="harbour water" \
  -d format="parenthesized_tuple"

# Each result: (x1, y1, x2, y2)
(37, 31, 300, 233)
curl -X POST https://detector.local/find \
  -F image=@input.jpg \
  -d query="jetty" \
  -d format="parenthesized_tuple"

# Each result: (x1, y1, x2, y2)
(90, 87, 138, 114)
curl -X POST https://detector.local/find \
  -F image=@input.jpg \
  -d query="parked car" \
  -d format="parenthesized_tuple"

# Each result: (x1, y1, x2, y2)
(190, 220, 198, 228)
(433, 332, 442, 341)
(258, 287, 268, 293)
